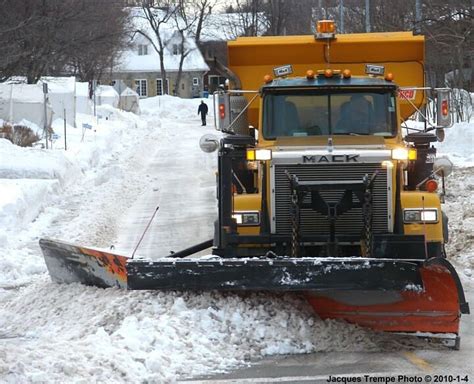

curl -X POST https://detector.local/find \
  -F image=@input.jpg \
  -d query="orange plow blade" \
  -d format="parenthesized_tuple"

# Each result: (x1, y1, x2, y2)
(306, 258, 469, 335)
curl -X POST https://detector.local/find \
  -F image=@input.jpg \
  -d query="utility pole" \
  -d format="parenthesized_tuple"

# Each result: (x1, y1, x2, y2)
(365, 0, 370, 32)
(318, 0, 326, 19)
(415, 0, 422, 34)
(43, 83, 49, 149)
(339, 0, 344, 33)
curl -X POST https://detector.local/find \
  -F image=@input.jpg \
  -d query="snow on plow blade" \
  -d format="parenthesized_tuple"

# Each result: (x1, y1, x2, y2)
(40, 238, 469, 335)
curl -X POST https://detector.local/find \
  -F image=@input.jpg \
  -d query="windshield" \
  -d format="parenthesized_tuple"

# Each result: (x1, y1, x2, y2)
(263, 89, 397, 139)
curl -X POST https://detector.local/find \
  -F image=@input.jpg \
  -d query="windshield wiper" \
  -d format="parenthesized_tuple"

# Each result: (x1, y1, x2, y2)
(330, 132, 368, 136)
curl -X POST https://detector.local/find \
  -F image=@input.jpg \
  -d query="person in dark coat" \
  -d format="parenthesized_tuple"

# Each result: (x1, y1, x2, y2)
(198, 101, 208, 126)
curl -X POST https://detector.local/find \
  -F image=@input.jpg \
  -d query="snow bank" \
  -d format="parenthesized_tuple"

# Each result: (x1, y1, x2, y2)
(0, 104, 149, 286)
(0, 138, 79, 183)
(436, 122, 474, 166)
(0, 179, 60, 230)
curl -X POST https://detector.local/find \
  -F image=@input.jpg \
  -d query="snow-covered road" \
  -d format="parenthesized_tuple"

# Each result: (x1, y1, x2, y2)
(113, 97, 218, 259)
(0, 96, 473, 383)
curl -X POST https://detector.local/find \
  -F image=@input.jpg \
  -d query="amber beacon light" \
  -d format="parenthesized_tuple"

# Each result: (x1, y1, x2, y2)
(317, 20, 335, 34)
(316, 20, 336, 39)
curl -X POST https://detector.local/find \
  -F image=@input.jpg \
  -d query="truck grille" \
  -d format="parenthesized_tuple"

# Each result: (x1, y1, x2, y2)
(273, 163, 389, 236)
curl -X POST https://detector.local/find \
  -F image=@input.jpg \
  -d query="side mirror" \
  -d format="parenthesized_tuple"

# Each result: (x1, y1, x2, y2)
(436, 89, 452, 128)
(199, 134, 219, 153)
(433, 157, 453, 177)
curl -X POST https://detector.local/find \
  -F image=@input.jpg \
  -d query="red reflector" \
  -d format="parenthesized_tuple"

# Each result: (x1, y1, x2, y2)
(426, 179, 438, 192)
(441, 100, 449, 116)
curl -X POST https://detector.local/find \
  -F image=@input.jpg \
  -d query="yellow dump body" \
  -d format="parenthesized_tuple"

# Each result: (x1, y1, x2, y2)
(228, 32, 425, 129)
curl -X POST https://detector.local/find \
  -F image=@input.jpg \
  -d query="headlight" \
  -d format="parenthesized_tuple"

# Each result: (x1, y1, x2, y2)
(403, 209, 438, 223)
(232, 211, 260, 226)
(246, 149, 272, 161)
(392, 148, 417, 160)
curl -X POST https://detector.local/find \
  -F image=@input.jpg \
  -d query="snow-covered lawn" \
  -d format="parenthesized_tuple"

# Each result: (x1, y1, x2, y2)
(0, 96, 472, 382)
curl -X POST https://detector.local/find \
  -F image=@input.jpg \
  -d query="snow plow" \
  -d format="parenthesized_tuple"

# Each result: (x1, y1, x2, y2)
(40, 21, 469, 346)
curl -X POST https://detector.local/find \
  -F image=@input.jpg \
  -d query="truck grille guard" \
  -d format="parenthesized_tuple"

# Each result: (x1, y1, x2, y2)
(285, 170, 378, 258)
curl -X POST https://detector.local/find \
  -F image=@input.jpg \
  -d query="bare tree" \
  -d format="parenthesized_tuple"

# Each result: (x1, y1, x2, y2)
(65, 1, 131, 82)
(0, 0, 130, 83)
(138, 0, 176, 94)
(264, 0, 314, 35)
(169, 0, 216, 96)
(323, 0, 472, 91)
(190, 0, 217, 44)
(224, 0, 267, 37)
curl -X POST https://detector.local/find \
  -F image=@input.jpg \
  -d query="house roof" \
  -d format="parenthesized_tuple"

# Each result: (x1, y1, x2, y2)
(115, 8, 209, 73)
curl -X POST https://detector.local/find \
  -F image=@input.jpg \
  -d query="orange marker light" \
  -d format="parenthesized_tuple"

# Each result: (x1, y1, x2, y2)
(263, 74, 273, 84)
(342, 69, 351, 78)
(306, 70, 315, 79)
(426, 179, 438, 193)
(385, 73, 394, 81)
(324, 69, 333, 78)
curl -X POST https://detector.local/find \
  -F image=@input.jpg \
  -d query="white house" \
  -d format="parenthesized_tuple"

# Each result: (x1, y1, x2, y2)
(111, 9, 209, 98)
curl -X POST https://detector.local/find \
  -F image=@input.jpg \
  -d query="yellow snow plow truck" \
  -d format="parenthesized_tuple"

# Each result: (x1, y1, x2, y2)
(40, 21, 469, 348)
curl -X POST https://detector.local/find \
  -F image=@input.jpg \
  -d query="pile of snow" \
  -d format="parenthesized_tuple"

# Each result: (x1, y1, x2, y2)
(0, 281, 434, 383)
(0, 138, 78, 183)
(0, 104, 149, 286)
(436, 122, 474, 166)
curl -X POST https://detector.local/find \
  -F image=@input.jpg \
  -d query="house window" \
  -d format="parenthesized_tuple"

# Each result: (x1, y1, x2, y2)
(193, 77, 199, 86)
(172, 44, 182, 55)
(156, 78, 170, 95)
(208, 75, 227, 92)
(135, 79, 147, 97)
(138, 44, 148, 56)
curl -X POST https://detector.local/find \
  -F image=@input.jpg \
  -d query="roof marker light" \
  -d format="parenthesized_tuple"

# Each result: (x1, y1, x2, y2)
(324, 69, 333, 78)
(263, 74, 273, 84)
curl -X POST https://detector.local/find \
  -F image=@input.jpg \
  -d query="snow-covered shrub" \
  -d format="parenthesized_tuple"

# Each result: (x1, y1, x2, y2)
(0, 122, 40, 147)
